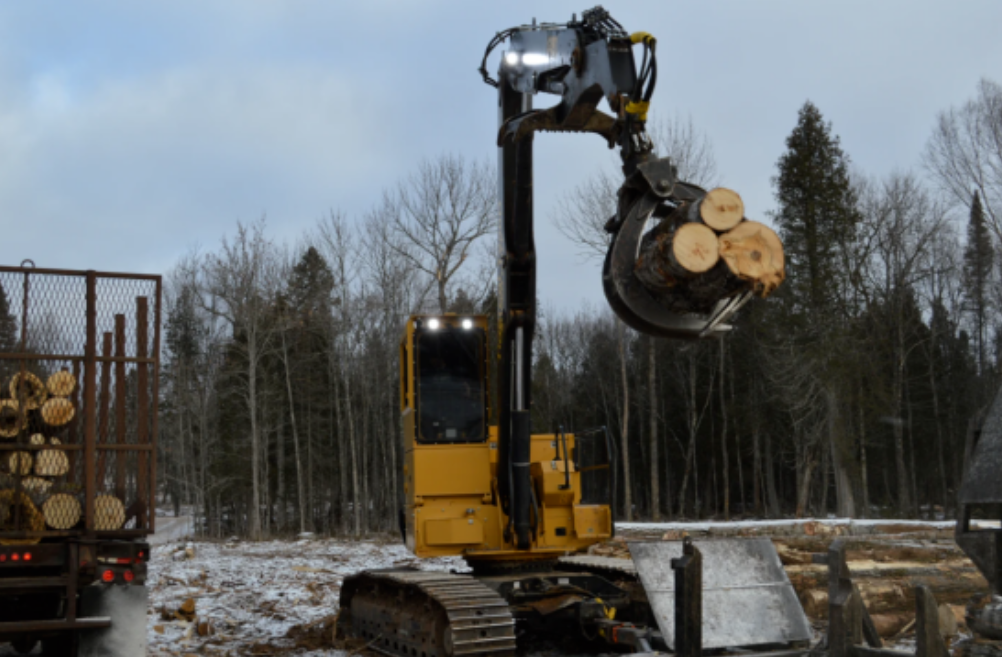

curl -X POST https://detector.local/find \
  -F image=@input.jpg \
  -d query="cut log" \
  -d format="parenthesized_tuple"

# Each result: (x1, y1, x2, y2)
(635, 222, 720, 292)
(0, 400, 24, 439)
(689, 187, 745, 232)
(0, 488, 45, 544)
(9, 372, 47, 411)
(94, 494, 125, 530)
(35, 443, 69, 477)
(718, 220, 786, 297)
(42, 493, 81, 530)
(46, 369, 76, 398)
(39, 397, 75, 428)
(7, 451, 32, 476)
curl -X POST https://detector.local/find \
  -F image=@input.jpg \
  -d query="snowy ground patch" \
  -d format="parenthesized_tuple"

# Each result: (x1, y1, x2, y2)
(147, 537, 467, 656)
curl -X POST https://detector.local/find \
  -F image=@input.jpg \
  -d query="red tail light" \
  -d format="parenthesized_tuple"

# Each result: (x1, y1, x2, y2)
(0, 554, 6, 562)
(115, 558, 131, 565)
(10, 554, 18, 562)
(22, 552, 31, 562)
(101, 570, 114, 583)
(123, 570, 135, 583)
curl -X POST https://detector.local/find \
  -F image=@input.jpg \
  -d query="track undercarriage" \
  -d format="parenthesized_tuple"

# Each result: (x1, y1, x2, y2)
(338, 556, 669, 657)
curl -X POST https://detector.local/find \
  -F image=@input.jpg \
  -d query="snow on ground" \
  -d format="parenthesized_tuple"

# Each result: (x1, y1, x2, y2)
(147, 536, 467, 656)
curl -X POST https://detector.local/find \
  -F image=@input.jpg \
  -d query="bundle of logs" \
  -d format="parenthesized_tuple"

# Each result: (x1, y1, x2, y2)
(635, 188, 785, 314)
(0, 369, 126, 544)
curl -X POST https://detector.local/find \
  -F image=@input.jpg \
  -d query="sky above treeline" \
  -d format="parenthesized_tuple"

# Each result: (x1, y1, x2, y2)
(2, 1, 1000, 312)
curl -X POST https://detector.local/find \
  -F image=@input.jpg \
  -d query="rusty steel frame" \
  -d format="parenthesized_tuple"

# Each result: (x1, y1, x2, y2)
(0, 265, 161, 541)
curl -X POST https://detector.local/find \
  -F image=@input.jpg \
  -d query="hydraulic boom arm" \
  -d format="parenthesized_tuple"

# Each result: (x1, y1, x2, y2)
(484, 7, 785, 549)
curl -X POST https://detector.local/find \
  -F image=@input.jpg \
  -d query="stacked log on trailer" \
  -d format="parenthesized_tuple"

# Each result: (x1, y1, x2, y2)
(0, 369, 90, 539)
(634, 187, 785, 314)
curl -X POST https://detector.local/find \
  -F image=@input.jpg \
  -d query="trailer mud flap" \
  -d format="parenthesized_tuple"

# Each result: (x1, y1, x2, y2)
(630, 538, 811, 650)
(78, 583, 148, 657)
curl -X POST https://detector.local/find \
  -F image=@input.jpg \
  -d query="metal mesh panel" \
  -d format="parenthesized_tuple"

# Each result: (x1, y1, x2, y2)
(0, 265, 160, 542)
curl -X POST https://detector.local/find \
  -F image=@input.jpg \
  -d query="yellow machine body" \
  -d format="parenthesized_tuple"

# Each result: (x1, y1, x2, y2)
(400, 314, 612, 561)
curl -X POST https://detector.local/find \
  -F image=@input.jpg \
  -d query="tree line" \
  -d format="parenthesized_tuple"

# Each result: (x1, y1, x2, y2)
(150, 79, 1002, 538)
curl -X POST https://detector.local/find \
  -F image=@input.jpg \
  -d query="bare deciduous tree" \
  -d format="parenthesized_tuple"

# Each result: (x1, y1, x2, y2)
(924, 78, 1002, 238)
(381, 153, 497, 313)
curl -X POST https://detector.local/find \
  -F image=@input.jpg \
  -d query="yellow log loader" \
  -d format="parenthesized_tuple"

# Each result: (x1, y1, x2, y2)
(336, 6, 801, 657)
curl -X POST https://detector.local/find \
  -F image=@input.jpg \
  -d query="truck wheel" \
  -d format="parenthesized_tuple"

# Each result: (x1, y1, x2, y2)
(11, 636, 39, 654)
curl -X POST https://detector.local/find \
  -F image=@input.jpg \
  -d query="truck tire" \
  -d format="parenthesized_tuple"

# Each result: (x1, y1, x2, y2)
(77, 584, 148, 657)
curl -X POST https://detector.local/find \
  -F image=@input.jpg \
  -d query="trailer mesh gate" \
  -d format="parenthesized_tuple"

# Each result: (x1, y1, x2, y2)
(0, 265, 160, 543)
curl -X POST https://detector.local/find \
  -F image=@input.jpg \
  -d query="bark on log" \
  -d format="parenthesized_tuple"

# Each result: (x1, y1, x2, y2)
(39, 397, 75, 428)
(718, 220, 785, 297)
(42, 493, 81, 530)
(0, 488, 45, 544)
(46, 370, 76, 398)
(94, 494, 125, 530)
(9, 372, 47, 411)
(689, 187, 745, 232)
(0, 400, 24, 438)
(636, 221, 720, 291)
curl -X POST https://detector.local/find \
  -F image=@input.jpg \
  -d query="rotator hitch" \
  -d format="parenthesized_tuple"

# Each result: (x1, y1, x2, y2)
(484, 6, 783, 340)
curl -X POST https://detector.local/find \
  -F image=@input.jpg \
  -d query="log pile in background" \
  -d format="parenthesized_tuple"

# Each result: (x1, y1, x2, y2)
(635, 187, 785, 314)
(0, 369, 125, 541)
(604, 521, 990, 646)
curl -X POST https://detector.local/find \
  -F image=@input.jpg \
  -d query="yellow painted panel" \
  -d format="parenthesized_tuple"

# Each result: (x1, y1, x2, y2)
(425, 517, 484, 546)
(413, 446, 491, 496)
(573, 505, 612, 539)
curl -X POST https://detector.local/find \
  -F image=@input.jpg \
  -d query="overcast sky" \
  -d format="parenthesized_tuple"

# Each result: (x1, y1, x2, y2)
(2, 1, 1000, 313)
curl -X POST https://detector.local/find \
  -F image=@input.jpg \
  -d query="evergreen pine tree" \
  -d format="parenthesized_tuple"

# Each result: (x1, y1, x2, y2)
(962, 190, 994, 374)
(0, 282, 19, 353)
(773, 101, 861, 323)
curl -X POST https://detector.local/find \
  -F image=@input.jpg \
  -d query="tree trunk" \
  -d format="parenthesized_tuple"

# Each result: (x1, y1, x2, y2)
(719, 339, 730, 520)
(280, 331, 308, 534)
(616, 320, 633, 522)
(764, 429, 780, 516)
(248, 353, 262, 540)
(648, 338, 659, 521)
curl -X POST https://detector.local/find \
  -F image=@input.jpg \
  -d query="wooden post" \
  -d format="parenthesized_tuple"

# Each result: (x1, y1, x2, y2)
(150, 276, 162, 534)
(96, 333, 112, 494)
(915, 586, 948, 657)
(67, 359, 81, 478)
(114, 315, 126, 501)
(672, 537, 702, 657)
(136, 297, 149, 529)
(83, 272, 97, 536)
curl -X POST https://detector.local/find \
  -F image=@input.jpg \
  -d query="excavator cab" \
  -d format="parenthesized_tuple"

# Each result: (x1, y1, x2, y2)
(398, 313, 614, 562)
